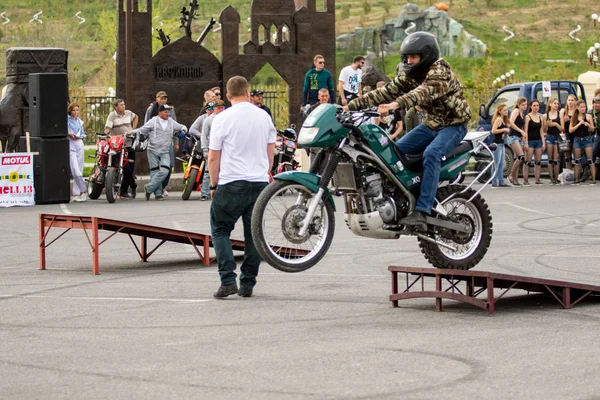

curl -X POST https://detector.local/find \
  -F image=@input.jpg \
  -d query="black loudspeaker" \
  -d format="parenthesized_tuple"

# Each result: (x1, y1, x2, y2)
(29, 73, 69, 138)
(19, 136, 70, 204)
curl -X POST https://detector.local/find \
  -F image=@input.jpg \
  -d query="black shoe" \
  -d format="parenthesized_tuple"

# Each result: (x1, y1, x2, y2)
(399, 210, 427, 232)
(213, 284, 238, 299)
(238, 286, 253, 298)
(131, 185, 137, 199)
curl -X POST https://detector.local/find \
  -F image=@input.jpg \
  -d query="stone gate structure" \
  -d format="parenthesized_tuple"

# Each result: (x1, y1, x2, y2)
(116, 0, 336, 130)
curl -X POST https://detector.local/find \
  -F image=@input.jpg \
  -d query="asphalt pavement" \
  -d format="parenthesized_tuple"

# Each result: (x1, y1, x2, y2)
(1, 179, 600, 399)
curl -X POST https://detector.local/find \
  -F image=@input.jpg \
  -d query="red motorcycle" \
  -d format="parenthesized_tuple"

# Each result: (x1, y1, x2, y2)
(87, 133, 130, 203)
(270, 127, 300, 181)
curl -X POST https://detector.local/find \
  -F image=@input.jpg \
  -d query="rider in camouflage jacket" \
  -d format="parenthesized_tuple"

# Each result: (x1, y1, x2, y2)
(346, 32, 471, 231)
(348, 58, 471, 131)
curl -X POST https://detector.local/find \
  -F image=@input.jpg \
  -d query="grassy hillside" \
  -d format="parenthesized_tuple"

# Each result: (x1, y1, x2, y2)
(1, 0, 599, 92)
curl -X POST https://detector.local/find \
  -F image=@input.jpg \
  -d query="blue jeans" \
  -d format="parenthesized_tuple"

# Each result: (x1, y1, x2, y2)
(396, 123, 467, 214)
(546, 134, 559, 145)
(527, 139, 543, 149)
(505, 135, 523, 146)
(200, 169, 210, 196)
(492, 144, 505, 185)
(146, 150, 171, 196)
(162, 143, 174, 190)
(210, 181, 268, 288)
(573, 135, 593, 149)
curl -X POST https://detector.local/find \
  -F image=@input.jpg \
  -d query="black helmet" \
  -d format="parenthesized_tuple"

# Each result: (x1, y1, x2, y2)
(400, 32, 440, 82)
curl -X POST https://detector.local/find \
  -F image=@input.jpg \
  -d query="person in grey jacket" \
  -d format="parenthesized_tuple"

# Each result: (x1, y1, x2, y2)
(130, 104, 187, 200)
(199, 100, 225, 200)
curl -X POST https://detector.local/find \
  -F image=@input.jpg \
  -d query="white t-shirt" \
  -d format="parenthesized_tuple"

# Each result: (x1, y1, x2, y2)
(338, 66, 363, 94)
(210, 102, 277, 185)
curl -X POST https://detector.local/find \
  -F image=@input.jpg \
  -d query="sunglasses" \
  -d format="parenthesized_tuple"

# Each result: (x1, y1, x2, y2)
(317, 61, 325, 64)
(214, 92, 221, 96)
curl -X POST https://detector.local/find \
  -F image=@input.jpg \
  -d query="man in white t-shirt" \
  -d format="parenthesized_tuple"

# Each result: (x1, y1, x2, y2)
(337, 55, 365, 106)
(208, 76, 276, 299)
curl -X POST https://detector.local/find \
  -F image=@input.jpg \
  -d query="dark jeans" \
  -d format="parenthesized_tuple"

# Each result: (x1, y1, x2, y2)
(210, 180, 268, 288)
(593, 135, 600, 163)
(120, 147, 136, 195)
(182, 138, 193, 155)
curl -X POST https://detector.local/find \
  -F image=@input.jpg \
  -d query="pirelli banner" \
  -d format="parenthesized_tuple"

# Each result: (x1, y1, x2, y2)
(0, 153, 34, 207)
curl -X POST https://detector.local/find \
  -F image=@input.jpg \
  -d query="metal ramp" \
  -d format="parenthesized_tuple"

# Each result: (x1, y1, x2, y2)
(389, 266, 600, 316)
(39, 213, 305, 275)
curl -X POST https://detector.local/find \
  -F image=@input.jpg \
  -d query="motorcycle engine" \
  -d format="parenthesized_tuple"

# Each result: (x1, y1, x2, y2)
(364, 172, 396, 224)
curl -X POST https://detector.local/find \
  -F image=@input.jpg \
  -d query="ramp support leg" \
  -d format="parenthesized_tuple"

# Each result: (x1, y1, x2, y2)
(92, 217, 100, 275)
(203, 235, 210, 266)
(39, 214, 46, 270)
(563, 287, 571, 308)
(141, 236, 148, 262)
(435, 274, 442, 312)
(487, 277, 495, 316)
(391, 271, 398, 307)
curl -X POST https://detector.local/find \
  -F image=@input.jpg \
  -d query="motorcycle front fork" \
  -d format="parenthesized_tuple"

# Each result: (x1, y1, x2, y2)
(297, 141, 345, 236)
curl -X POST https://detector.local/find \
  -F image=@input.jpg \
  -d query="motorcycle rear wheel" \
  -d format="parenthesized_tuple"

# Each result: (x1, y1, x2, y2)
(182, 168, 198, 200)
(251, 180, 335, 273)
(105, 168, 121, 204)
(418, 185, 492, 270)
(87, 181, 103, 200)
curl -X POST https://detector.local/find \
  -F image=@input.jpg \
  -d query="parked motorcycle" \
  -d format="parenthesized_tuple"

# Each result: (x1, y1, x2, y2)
(87, 133, 110, 200)
(180, 133, 206, 200)
(270, 127, 300, 180)
(87, 133, 131, 203)
(251, 104, 495, 273)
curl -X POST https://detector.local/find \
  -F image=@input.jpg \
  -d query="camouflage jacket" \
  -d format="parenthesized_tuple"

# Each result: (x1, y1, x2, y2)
(348, 59, 471, 130)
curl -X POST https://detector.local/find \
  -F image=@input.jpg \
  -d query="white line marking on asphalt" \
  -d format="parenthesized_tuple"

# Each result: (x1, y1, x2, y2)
(182, 271, 389, 278)
(21, 295, 212, 303)
(60, 204, 72, 215)
(499, 202, 596, 226)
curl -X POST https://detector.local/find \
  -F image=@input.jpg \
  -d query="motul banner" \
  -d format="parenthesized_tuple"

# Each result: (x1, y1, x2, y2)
(0, 153, 34, 207)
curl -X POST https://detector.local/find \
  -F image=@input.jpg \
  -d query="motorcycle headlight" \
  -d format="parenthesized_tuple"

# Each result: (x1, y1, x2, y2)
(298, 127, 319, 145)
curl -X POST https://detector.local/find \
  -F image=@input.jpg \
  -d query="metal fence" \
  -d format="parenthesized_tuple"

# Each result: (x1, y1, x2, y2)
(261, 89, 283, 124)
(74, 96, 116, 144)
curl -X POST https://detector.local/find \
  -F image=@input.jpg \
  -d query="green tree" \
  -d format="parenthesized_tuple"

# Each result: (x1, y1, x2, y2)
(362, 0, 372, 15)
(341, 4, 351, 20)
(97, 9, 116, 58)
(383, 0, 393, 15)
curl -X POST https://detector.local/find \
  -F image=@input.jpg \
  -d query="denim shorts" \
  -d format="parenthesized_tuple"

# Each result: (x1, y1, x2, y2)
(545, 134, 559, 145)
(527, 139, 543, 149)
(573, 135, 593, 149)
(505, 135, 523, 146)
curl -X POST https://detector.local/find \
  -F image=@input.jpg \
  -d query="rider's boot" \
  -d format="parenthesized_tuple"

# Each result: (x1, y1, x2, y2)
(399, 210, 427, 232)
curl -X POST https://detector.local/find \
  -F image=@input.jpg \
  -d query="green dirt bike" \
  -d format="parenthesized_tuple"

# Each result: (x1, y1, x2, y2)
(251, 104, 495, 272)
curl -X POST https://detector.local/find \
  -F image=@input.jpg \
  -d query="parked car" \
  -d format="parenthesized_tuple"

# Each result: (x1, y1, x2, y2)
(476, 81, 587, 178)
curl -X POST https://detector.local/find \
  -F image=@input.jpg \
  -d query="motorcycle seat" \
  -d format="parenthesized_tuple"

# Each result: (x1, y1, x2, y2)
(394, 141, 473, 173)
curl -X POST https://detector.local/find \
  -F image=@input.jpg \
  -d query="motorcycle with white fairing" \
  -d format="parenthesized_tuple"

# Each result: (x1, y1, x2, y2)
(251, 104, 496, 273)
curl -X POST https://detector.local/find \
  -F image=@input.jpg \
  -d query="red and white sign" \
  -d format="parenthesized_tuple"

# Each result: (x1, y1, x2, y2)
(0, 152, 34, 208)
(1, 155, 31, 166)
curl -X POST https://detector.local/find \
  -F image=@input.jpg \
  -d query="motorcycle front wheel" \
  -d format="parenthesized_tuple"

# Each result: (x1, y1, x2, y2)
(251, 180, 335, 273)
(105, 168, 121, 204)
(182, 168, 198, 200)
